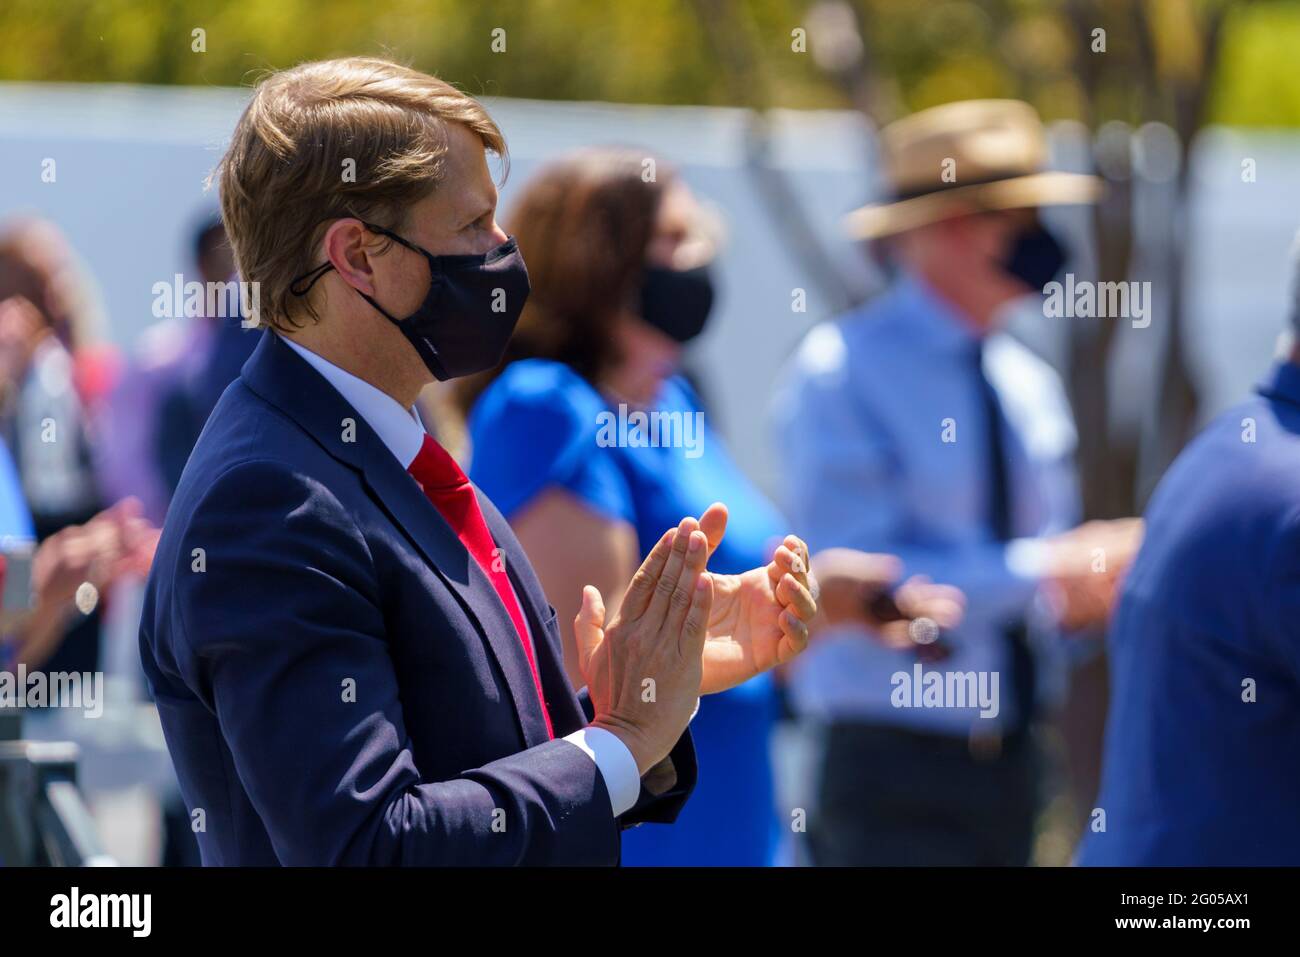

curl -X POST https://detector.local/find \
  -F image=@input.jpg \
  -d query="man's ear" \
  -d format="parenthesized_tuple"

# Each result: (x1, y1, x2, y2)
(322, 218, 379, 296)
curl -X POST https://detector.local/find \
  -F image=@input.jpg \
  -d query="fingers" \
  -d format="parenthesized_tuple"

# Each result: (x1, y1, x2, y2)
(876, 621, 922, 651)
(573, 585, 607, 679)
(681, 572, 713, 658)
(114, 496, 145, 519)
(770, 535, 811, 586)
(896, 577, 966, 629)
(125, 528, 162, 576)
(96, 497, 142, 525)
(64, 523, 120, 581)
(768, 545, 800, 590)
(698, 502, 728, 559)
(644, 516, 699, 626)
(809, 547, 901, 590)
(926, 589, 965, 630)
(620, 528, 676, 622)
(663, 529, 709, 640)
(775, 572, 817, 623)
(778, 607, 810, 662)
(806, 546, 899, 574)
(783, 535, 809, 575)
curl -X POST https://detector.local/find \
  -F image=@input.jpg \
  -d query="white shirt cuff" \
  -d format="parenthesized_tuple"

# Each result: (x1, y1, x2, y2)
(562, 726, 641, 817)
(1006, 536, 1050, 581)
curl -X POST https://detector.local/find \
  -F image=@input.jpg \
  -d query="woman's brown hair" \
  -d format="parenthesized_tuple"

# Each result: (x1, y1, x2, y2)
(453, 147, 674, 417)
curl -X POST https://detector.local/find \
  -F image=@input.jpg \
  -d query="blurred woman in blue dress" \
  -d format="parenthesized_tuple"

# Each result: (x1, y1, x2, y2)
(456, 148, 960, 865)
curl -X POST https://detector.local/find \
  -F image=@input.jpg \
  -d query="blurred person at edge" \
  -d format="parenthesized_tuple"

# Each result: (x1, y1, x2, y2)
(0, 218, 123, 675)
(96, 214, 257, 525)
(1078, 234, 1300, 865)
(0, 496, 158, 673)
(773, 100, 1143, 866)
(154, 219, 259, 500)
(0, 428, 155, 674)
(456, 148, 963, 866)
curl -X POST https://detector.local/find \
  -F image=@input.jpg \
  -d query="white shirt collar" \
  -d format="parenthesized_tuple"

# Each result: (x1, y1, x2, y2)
(281, 335, 426, 469)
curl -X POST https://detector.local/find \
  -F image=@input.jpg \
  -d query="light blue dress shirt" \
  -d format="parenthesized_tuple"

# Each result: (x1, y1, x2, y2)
(772, 275, 1080, 735)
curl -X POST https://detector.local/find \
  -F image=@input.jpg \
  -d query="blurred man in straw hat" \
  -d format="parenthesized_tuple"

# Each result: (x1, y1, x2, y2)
(773, 99, 1142, 866)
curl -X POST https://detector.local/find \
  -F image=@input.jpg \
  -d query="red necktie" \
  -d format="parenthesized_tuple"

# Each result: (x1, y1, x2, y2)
(407, 435, 554, 739)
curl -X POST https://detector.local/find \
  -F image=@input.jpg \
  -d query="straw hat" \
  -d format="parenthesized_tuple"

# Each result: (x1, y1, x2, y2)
(845, 99, 1102, 240)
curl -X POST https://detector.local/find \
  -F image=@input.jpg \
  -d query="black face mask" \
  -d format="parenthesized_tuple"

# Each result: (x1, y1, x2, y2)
(637, 263, 716, 343)
(1001, 222, 1067, 292)
(290, 221, 530, 381)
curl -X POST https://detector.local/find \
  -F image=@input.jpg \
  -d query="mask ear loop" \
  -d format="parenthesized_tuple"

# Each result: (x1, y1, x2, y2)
(289, 219, 405, 297)
(288, 220, 434, 327)
(288, 260, 334, 297)
(355, 221, 443, 322)
(359, 220, 423, 256)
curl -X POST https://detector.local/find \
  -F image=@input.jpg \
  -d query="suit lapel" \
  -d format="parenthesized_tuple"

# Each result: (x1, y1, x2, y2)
(477, 492, 586, 736)
(239, 332, 551, 749)
(364, 461, 553, 748)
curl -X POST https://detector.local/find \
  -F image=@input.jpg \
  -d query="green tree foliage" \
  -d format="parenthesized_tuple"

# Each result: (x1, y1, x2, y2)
(0, 0, 1294, 126)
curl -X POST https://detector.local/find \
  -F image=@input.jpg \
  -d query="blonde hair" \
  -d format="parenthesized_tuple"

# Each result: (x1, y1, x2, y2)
(215, 56, 506, 333)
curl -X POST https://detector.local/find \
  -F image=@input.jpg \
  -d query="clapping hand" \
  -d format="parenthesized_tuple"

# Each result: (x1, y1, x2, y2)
(692, 503, 819, 695)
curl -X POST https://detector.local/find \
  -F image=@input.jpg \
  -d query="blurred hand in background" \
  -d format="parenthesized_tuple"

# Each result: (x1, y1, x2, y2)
(19, 497, 159, 668)
(810, 547, 966, 653)
(0, 294, 46, 403)
(1041, 518, 1144, 632)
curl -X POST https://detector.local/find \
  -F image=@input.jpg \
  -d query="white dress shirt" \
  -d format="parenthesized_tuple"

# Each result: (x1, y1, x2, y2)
(282, 336, 641, 816)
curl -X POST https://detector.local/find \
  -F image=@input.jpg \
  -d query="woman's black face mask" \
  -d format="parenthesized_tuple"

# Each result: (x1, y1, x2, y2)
(636, 262, 716, 343)
(290, 221, 531, 381)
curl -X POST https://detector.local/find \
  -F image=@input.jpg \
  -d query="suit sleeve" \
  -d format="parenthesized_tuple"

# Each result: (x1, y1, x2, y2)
(1265, 510, 1300, 686)
(173, 459, 621, 866)
(575, 689, 697, 828)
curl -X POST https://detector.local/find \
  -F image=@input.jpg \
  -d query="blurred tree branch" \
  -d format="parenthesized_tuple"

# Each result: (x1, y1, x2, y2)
(688, 0, 861, 315)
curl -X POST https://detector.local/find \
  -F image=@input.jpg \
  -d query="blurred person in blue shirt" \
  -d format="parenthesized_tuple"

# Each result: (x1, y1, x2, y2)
(1079, 236, 1300, 866)
(459, 148, 957, 865)
(773, 101, 1142, 865)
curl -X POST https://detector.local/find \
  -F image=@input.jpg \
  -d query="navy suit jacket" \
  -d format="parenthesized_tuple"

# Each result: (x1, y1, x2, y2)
(1080, 361, 1300, 865)
(140, 332, 695, 865)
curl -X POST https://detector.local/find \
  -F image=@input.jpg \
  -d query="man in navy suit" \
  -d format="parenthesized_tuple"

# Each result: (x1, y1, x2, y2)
(1079, 305, 1300, 864)
(139, 57, 817, 866)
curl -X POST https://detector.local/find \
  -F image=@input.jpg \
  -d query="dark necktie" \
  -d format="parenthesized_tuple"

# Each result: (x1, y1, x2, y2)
(408, 434, 554, 739)
(972, 341, 1035, 736)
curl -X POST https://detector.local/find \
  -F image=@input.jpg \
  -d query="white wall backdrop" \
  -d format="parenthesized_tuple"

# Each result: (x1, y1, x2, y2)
(2, 81, 1294, 504)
